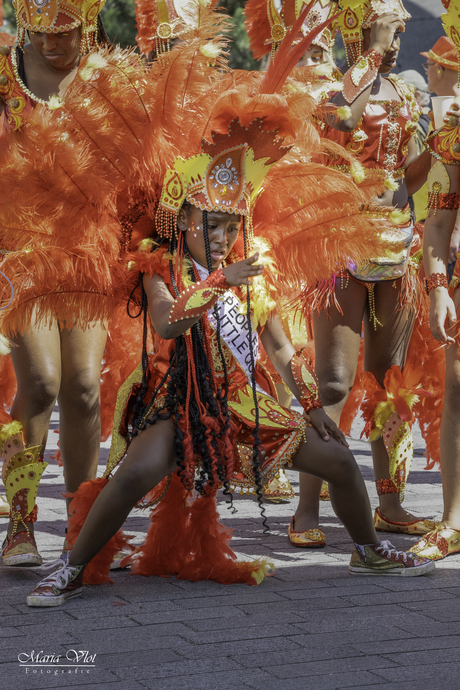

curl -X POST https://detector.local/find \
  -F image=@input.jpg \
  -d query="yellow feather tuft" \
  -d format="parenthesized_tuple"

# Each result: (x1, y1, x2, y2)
(47, 95, 62, 110)
(200, 42, 221, 59)
(384, 177, 399, 191)
(138, 238, 157, 252)
(246, 237, 278, 328)
(0, 420, 23, 448)
(335, 105, 352, 121)
(250, 559, 275, 585)
(314, 64, 333, 77)
(79, 54, 108, 82)
(390, 208, 411, 225)
(350, 161, 366, 184)
(0, 333, 11, 355)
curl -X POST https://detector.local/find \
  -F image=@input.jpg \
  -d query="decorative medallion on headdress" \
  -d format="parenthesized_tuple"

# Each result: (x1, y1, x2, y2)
(13, 0, 106, 51)
(245, 0, 339, 61)
(135, 0, 216, 57)
(440, 0, 460, 86)
(156, 118, 292, 238)
(335, 0, 410, 64)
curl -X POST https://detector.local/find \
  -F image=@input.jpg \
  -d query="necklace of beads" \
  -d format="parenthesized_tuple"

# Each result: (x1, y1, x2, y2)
(10, 47, 48, 106)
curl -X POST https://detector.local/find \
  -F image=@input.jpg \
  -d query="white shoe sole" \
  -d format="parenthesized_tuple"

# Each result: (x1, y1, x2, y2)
(27, 588, 83, 607)
(3, 552, 43, 567)
(349, 560, 436, 576)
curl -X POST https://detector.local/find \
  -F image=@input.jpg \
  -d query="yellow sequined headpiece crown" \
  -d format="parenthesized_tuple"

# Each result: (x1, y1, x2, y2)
(440, 0, 460, 85)
(335, 0, 410, 63)
(156, 118, 291, 238)
(245, 0, 339, 61)
(13, 0, 106, 33)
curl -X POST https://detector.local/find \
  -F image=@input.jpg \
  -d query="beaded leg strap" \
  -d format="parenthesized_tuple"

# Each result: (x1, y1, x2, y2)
(376, 478, 399, 495)
(2, 429, 46, 537)
(342, 49, 383, 104)
(168, 269, 230, 325)
(290, 348, 322, 413)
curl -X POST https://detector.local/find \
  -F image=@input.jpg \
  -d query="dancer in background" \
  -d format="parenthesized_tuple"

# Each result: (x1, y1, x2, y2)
(410, 0, 460, 561)
(0, 0, 149, 567)
(249, 0, 436, 544)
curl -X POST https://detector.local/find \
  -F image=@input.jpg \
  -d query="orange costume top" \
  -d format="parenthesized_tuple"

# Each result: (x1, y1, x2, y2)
(314, 74, 420, 282)
(319, 75, 419, 185)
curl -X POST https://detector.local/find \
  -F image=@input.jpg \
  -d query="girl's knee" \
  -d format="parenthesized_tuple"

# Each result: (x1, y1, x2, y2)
(328, 446, 359, 485)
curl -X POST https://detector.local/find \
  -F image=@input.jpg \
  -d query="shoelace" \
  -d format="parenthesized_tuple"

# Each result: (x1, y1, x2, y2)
(37, 563, 78, 589)
(375, 540, 408, 563)
(36, 553, 69, 574)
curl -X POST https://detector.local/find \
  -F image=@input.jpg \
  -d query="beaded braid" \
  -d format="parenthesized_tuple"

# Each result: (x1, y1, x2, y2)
(241, 216, 268, 531)
(127, 262, 174, 436)
(202, 211, 235, 510)
(96, 15, 111, 48)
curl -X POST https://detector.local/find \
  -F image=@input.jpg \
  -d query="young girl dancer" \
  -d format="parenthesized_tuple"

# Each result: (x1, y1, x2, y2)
(25, 90, 435, 604)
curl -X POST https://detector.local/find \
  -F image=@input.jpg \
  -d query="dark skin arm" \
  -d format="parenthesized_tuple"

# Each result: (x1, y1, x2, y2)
(404, 139, 432, 196)
(423, 163, 460, 343)
(260, 313, 348, 446)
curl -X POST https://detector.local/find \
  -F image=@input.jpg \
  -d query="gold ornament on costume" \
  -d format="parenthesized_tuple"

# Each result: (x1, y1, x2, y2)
(426, 160, 451, 215)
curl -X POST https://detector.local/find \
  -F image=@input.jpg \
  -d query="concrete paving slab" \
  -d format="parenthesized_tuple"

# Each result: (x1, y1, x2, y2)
(1, 409, 459, 690)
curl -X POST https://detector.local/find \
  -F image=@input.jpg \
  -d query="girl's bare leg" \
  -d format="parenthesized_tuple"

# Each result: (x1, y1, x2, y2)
(364, 279, 417, 522)
(69, 419, 177, 566)
(294, 278, 366, 531)
(7, 322, 62, 538)
(58, 324, 108, 510)
(292, 426, 377, 545)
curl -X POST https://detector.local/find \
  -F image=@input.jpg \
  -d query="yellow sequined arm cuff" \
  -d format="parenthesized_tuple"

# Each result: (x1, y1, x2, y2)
(168, 269, 230, 325)
(290, 349, 322, 413)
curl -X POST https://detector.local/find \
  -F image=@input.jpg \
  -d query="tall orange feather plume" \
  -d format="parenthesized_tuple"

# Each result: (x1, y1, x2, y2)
(261, 2, 337, 94)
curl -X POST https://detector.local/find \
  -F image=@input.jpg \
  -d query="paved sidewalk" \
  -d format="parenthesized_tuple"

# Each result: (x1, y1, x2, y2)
(1, 409, 459, 690)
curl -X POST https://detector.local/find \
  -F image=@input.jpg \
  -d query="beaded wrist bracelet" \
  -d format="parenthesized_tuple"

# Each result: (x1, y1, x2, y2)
(425, 272, 448, 294)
